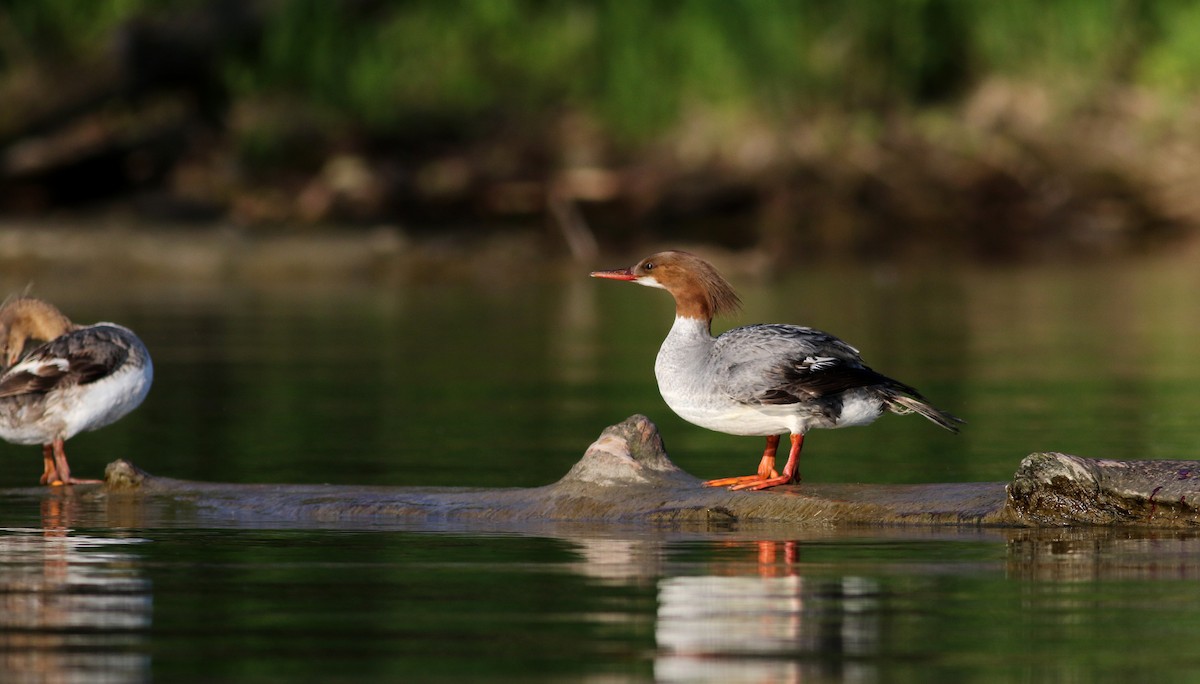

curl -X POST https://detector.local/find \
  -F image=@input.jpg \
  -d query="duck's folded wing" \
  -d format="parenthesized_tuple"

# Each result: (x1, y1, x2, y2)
(756, 356, 910, 404)
(713, 324, 884, 405)
(0, 329, 131, 397)
(0, 356, 72, 397)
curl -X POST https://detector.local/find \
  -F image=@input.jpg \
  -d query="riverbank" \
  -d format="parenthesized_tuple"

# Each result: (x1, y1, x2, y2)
(5, 84, 1198, 266)
(6, 3, 1200, 263)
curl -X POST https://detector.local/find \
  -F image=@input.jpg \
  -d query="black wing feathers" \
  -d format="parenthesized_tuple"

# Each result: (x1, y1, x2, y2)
(0, 327, 129, 398)
(760, 359, 910, 405)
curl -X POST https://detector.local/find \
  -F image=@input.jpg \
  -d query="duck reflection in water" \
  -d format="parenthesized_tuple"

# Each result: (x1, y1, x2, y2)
(655, 540, 881, 683)
(0, 493, 151, 681)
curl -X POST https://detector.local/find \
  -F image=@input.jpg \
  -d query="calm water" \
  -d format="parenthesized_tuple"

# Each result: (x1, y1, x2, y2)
(3, 249, 1200, 682)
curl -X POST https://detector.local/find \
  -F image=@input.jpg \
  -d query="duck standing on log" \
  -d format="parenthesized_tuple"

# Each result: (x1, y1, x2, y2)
(0, 297, 153, 486)
(591, 251, 962, 491)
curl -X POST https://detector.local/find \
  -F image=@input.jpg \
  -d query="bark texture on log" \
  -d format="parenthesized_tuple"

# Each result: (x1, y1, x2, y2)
(82, 415, 1200, 529)
(1006, 452, 1200, 526)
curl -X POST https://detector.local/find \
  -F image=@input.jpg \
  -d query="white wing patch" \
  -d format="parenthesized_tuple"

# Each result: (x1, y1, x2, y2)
(9, 357, 70, 376)
(799, 356, 841, 372)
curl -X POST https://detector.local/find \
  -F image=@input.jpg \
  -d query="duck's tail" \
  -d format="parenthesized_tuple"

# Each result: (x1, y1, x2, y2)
(881, 385, 965, 434)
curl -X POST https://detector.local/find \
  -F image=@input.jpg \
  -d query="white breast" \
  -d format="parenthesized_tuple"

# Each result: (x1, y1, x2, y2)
(654, 317, 800, 437)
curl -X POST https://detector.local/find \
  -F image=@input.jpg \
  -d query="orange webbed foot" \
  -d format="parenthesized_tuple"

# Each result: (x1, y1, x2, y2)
(702, 473, 797, 491)
(702, 470, 781, 488)
(728, 474, 798, 491)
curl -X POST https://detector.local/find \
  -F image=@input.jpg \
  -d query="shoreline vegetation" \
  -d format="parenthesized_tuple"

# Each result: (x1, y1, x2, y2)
(4, 2, 1200, 263)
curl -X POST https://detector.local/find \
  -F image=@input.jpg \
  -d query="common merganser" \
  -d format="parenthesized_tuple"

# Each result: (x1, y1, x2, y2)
(591, 251, 962, 491)
(0, 297, 153, 486)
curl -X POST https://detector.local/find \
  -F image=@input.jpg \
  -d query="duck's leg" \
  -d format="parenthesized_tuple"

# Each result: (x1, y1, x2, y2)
(703, 434, 783, 488)
(40, 444, 61, 485)
(48, 439, 101, 486)
(731, 434, 804, 491)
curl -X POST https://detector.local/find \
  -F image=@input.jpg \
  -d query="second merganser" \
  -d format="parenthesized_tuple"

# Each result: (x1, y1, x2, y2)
(0, 297, 154, 486)
(591, 250, 962, 491)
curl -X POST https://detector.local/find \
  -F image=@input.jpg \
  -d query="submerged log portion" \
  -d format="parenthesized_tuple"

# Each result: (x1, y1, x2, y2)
(96, 415, 1200, 528)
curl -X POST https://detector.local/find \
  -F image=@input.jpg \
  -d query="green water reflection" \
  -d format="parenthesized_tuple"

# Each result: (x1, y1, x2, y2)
(1, 254, 1200, 681)
(6, 505, 1200, 682)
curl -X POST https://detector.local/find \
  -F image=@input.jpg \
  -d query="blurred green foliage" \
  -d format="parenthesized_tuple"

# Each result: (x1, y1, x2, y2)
(0, 0, 141, 60)
(7, 0, 1200, 139)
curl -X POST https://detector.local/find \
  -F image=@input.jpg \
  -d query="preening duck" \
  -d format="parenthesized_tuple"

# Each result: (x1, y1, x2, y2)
(0, 297, 153, 486)
(591, 250, 962, 491)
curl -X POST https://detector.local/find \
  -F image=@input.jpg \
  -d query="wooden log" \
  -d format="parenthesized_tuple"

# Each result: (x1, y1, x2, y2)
(1007, 452, 1200, 526)
(86, 414, 1200, 528)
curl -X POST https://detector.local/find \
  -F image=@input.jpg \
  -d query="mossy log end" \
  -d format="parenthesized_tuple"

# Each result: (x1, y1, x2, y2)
(94, 415, 1200, 528)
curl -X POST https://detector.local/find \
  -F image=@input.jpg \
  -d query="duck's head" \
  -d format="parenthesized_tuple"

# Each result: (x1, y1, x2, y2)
(0, 297, 75, 367)
(591, 250, 741, 322)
